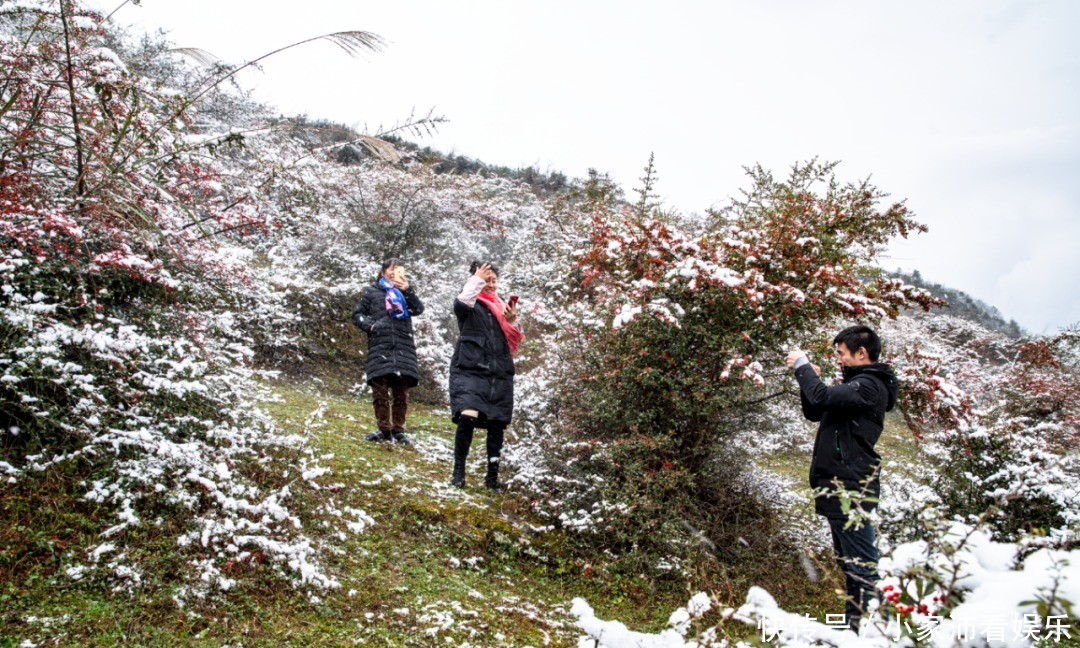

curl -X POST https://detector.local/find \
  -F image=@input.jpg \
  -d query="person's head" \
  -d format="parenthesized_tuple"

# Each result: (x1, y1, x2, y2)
(832, 325, 880, 367)
(469, 260, 499, 294)
(379, 257, 402, 282)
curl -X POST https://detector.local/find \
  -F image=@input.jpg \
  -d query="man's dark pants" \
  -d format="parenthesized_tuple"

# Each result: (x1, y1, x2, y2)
(827, 516, 879, 631)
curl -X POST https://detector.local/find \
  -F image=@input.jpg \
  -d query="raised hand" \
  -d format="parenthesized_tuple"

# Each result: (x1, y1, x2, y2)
(473, 263, 495, 282)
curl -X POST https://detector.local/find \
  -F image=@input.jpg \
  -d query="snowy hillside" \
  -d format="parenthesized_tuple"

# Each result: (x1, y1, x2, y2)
(2, 3, 1078, 645)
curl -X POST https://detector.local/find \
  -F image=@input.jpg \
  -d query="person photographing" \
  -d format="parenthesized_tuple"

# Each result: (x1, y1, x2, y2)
(448, 261, 523, 492)
(352, 258, 425, 444)
(785, 324, 898, 632)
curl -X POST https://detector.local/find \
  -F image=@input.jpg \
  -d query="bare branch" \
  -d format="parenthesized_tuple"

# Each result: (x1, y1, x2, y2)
(59, 0, 86, 201)
(372, 106, 447, 139)
(167, 47, 220, 68)
(98, 0, 137, 25)
(124, 30, 385, 168)
(188, 31, 385, 107)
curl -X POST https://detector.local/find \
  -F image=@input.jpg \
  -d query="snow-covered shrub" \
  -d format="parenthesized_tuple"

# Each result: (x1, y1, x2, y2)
(572, 522, 1080, 647)
(882, 316, 1080, 545)
(522, 160, 937, 566)
(0, 0, 357, 594)
(573, 592, 723, 647)
(871, 521, 1077, 645)
(731, 521, 1080, 647)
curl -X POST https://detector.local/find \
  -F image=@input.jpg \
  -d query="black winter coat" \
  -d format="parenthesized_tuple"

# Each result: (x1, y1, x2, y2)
(351, 284, 425, 386)
(796, 362, 898, 519)
(448, 297, 516, 425)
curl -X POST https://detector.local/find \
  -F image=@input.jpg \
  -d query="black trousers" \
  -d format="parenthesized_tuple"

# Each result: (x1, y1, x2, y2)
(827, 516, 880, 631)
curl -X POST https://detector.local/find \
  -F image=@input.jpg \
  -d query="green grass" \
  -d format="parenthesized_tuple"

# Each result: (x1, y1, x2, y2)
(1, 378, 714, 646)
(250, 380, 699, 644)
(1, 374, 892, 646)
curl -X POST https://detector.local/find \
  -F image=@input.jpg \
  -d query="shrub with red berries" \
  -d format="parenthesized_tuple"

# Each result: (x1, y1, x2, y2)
(529, 160, 937, 564)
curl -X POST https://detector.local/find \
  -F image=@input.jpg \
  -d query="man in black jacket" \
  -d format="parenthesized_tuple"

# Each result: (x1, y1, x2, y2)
(786, 324, 898, 632)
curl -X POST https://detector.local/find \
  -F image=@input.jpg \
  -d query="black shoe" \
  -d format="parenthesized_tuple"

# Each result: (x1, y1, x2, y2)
(391, 431, 411, 445)
(485, 463, 500, 493)
(365, 430, 390, 442)
(451, 455, 466, 488)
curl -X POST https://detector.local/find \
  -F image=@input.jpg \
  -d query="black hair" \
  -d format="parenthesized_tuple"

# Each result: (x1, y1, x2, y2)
(468, 260, 498, 277)
(377, 257, 402, 282)
(833, 324, 881, 362)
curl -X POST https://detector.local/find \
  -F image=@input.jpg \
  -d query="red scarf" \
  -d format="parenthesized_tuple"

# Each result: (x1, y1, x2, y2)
(476, 291, 524, 356)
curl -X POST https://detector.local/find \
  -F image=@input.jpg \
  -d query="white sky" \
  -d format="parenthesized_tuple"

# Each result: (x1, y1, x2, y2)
(101, 0, 1080, 334)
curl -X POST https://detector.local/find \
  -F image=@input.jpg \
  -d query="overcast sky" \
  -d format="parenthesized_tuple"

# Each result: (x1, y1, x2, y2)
(101, 0, 1079, 334)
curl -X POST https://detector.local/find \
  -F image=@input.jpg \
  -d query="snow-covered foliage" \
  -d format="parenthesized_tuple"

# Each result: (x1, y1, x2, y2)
(573, 592, 721, 647)
(506, 160, 1080, 642)
(503, 160, 940, 569)
(0, 1, 369, 595)
(574, 522, 1079, 647)
(732, 520, 1079, 647)
(567, 310, 1080, 645)
(1, 0, 577, 600)
(878, 315, 1080, 544)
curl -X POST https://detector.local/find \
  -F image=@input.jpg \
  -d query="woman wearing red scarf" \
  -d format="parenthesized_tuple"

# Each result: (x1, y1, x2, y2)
(448, 261, 523, 491)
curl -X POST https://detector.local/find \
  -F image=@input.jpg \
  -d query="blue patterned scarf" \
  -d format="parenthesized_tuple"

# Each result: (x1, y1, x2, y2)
(379, 278, 410, 319)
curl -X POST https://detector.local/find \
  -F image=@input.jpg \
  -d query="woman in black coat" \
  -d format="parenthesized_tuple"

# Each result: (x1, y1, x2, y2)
(449, 261, 523, 491)
(352, 258, 425, 444)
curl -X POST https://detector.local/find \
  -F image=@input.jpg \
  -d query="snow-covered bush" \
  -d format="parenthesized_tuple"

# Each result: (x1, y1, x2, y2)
(882, 316, 1080, 545)
(732, 520, 1079, 647)
(573, 522, 1080, 647)
(0, 0, 366, 595)
(520, 160, 937, 566)
(573, 592, 723, 647)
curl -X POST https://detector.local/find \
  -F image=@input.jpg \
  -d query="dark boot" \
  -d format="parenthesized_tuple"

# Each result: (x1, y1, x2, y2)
(485, 425, 505, 492)
(484, 459, 500, 492)
(451, 421, 475, 488)
(364, 429, 391, 442)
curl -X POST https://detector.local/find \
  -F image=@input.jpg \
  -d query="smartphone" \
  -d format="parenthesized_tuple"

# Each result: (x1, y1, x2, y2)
(393, 266, 406, 283)
(508, 294, 519, 307)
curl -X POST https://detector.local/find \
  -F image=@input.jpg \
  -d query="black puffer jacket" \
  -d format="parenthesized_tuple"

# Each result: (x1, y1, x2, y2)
(448, 297, 516, 424)
(351, 284, 425, 386)
(796, 362, 898, 519)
